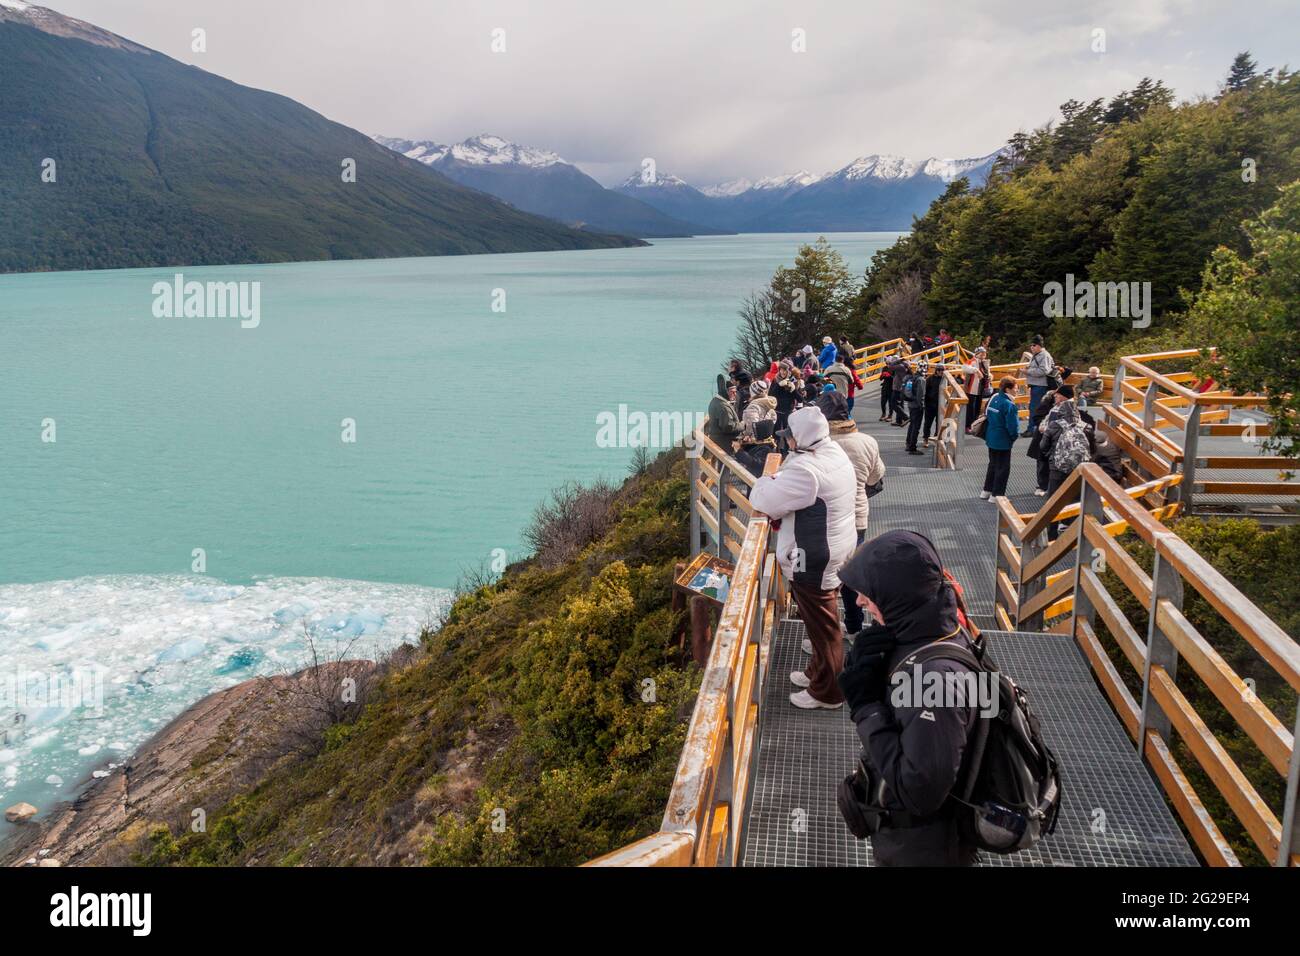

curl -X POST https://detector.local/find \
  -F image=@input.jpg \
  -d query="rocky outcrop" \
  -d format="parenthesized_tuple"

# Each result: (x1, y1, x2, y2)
(1, 661, 377, 867)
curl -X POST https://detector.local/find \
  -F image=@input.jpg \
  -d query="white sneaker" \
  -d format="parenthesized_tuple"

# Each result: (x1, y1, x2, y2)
(1034, 488, 1047, 497)
(979, 490, 991, 500)
(801, 638, 812, 654)
(789, 670, 811, 688)
(790, 690, 843, 710)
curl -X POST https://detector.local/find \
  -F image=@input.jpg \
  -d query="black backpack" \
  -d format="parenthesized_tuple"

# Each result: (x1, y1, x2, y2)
(837, 633, 1063, 854)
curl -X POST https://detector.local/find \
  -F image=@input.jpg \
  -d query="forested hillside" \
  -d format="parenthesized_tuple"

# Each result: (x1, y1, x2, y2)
(849, 56, 1300, 364)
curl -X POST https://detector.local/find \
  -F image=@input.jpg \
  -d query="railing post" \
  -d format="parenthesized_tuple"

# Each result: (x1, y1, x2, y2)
(715, 466, 730, 560)
(1111, 365, 1125, 408)
(1278, 702, 1300, 866)
(993, 508, 1009, 624)
(1179, 404, 1201, 515)
(1136, 544, 1184, 754)
(689, 452, 702, 558)
(1068, 481, 1106, 640)
(1142, 380, 1159, 432)
(1017, 534, 1044, 632)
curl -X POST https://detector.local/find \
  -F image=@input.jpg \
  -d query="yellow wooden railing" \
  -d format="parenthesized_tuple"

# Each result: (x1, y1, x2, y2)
(993, 464, 1300, 866)
(586, 431, 783, 866)
(1112, 350, 1298, 515)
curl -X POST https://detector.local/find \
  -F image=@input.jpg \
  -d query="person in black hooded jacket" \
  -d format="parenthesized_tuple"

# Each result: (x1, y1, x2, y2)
(836, 530, 981, 866)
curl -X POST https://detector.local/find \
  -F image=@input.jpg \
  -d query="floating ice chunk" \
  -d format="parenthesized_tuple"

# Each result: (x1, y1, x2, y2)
(91, 770, 109, 779)
(108, 741, 128, 751)
(156, 637, 206, 663)
(77, 744, 100, 756)
(44, 775, 63, 787)
(0, 749, 16, 763)
(216, 647, 263, 674)
(183, 585, 244, 603)
(272, 602, 314, 626)
(318, 608, 385, 637)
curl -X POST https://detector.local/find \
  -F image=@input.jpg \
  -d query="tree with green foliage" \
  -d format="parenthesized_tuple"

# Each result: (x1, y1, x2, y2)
(844, 57, 1299, 365)
(1185, 182, 1300, 461)
(733, 237, 857, 366)
(1225, 51, 1259, 93)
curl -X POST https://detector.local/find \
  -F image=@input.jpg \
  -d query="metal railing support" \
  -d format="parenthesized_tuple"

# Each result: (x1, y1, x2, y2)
(1142, 380, 1159, 432)
(1180, 404, 1202, 515)
(1016, 532, 1045, 632)
(689, 453, 702, 557)
(1278, 702, 1300, 865)
(715, 467, 730, 559)
(1068, 482, 1107, 639)
(1137, 547, 1184, 752)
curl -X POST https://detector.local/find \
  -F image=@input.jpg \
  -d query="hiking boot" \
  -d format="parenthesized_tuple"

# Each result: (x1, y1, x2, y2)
(789, 690, 843, 710)
(979, 490, 991, 500)
(789, 670, 811, 688)
(1034, 488, 1047, 497)
(801, 637, 812, 654)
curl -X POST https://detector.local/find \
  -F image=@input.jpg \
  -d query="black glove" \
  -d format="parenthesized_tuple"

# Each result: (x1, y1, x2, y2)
(838, 626, 895, 714)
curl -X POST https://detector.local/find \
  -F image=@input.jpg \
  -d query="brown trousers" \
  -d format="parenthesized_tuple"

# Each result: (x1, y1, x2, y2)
(792, 581, 845, 704)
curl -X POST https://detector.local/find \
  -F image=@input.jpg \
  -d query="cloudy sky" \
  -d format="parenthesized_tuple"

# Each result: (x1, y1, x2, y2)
(54, 0, 1299, 186)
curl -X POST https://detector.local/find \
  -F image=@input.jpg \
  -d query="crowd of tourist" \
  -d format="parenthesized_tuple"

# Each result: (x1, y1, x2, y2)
(698, 329, 1091, 865)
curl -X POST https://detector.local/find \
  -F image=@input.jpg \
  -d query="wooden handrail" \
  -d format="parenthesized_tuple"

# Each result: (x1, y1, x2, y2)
(594, 449, 782, 866)
(994, 459, 1300, 866)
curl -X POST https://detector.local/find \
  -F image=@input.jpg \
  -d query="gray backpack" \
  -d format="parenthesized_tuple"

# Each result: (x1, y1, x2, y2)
(1050, 417, 1090, 473)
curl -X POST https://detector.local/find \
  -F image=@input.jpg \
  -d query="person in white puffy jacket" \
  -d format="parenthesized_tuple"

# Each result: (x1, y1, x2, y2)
(749, 405, 859, 709)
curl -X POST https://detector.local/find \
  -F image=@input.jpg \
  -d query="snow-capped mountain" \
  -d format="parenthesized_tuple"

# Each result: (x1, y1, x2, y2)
(620, 169, 693, 189)
(616, 150, 1000, 232)
(832, 153, 996, 184)
(0, 0, 149, 51)
(373, 135, 726, 238)
(379, 134, 565, 170)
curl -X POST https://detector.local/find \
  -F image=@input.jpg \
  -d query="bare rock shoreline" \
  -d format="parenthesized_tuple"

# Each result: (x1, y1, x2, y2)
(1, 660, 381, 867)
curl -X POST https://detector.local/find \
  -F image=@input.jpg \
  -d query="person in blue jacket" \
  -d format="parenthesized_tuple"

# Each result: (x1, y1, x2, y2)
(979, 376, 1021, 500)
(818, 336, 838, 372)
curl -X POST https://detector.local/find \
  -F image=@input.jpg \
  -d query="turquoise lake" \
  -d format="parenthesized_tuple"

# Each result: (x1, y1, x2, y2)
(1, 233, 899, 588)
(0, 232, 899, 821)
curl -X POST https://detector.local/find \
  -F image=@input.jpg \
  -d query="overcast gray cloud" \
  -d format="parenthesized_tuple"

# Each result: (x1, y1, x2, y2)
(52, 0, 1299, 186)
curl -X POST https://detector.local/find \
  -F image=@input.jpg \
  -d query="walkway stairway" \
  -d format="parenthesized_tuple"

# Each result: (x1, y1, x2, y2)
(738, 385, 1199, 866)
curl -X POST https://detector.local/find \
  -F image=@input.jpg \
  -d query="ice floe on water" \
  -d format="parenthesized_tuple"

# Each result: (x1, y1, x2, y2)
(0, 574, 450, 830)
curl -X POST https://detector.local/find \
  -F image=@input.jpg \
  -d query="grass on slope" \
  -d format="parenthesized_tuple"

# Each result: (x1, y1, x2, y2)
(138, 451, 697, 866)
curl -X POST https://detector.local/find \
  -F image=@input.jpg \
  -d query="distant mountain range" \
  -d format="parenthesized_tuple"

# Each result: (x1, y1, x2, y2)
(376, 131, 1000, 236)
(374, 134, 726, 238)
(0, 3, 639, 274)
(615, 153, 1001, 232)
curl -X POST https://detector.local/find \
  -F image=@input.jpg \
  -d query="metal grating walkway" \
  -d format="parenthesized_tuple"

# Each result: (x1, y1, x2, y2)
(739, 385, 1199, 866)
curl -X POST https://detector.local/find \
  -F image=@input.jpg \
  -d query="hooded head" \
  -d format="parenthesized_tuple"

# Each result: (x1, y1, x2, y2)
(749, 378, 769, 398)
(817, 390, 850, 421)
(837, 531, 961, 646)
(782, 405, 830, 450)
(714, 373, 729, 399)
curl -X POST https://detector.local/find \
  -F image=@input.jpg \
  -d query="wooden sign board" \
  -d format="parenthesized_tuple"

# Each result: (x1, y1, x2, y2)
(674, 552, 735, 607)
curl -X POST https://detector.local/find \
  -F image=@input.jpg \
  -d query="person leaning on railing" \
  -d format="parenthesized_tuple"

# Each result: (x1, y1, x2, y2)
(749, 405, 859, 710)
(705, 373, 742, 448)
